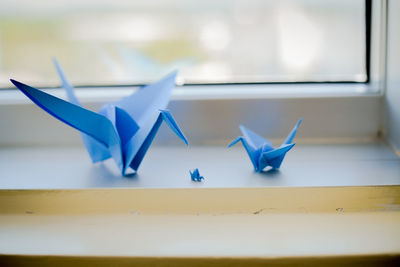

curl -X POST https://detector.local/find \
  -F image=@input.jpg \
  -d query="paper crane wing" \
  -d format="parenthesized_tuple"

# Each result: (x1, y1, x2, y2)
(259, 143, 295, 169)
(259, 118, 301, 170)
(239, 125, 273, 150)
(281, 118, 302, 147)
(9, 79, 123, 169)
(114, 71, 178, 122)
(53, 58, 80, 105)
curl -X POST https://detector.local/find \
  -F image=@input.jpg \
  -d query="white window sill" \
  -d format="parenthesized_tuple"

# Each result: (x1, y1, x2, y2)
(0, 142, 398, 189)
(0, 142, 399, 261)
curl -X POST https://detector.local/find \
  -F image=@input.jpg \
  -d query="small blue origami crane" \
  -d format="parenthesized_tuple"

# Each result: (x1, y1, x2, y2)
(10, 59, 188, 175)
(228, 119, 302, 172)
(190, 168, 204, 182)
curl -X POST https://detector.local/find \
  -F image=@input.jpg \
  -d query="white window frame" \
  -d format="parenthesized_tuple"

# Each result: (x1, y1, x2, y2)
(0, 0, 388, 147)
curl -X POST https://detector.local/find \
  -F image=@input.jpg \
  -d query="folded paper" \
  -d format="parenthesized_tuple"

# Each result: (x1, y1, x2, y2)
(228, 119, 302, 172)
(10, 59, 188, 175)
(190, 168, 204, 182)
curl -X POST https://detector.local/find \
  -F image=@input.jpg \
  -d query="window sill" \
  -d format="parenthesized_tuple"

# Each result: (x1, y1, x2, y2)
(0, 142, 398, 190)
(0, 142, 399, 262)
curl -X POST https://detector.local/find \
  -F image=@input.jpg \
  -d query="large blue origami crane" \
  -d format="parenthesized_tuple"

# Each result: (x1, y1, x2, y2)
(228, 119, 302, 172)
(10, 60, 188, 175)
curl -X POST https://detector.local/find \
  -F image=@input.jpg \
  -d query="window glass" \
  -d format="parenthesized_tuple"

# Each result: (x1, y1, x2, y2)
(0, 0, 366, 87)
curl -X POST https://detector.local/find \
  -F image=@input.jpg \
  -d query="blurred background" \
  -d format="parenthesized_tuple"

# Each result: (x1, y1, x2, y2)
(0, 0, 366, 88)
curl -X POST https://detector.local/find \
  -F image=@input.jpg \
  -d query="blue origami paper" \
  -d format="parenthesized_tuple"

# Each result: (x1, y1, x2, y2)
(228, 119, 302, 172)
(10, 59, 189, 175)
(190, 168, 204, 182)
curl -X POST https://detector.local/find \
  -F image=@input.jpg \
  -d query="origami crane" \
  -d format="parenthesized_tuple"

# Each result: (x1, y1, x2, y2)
(10, 60, 188, 175)
(228, 119, 302, 172)
(190, 168, 204, 182)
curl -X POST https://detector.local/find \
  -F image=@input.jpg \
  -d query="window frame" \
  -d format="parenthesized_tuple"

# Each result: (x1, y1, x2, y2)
(0, 0, 388, 147)
(0, 0, 379, 89)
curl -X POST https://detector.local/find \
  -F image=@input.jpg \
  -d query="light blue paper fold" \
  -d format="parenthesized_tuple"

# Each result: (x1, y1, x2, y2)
(54, 58, 112, 163)
(228, 119, 302, 172)
(10, 60, 188, 175)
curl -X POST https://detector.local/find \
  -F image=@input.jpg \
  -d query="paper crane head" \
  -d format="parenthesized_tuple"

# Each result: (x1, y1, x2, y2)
(228, 119, 302, 172)
(10, 59, 189, 175)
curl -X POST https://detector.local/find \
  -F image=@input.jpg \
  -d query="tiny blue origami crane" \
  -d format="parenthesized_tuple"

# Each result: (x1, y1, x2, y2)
(228, 119, 302, 172)
(10, 59, 188, 175)
(190, 168, 204, 182)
